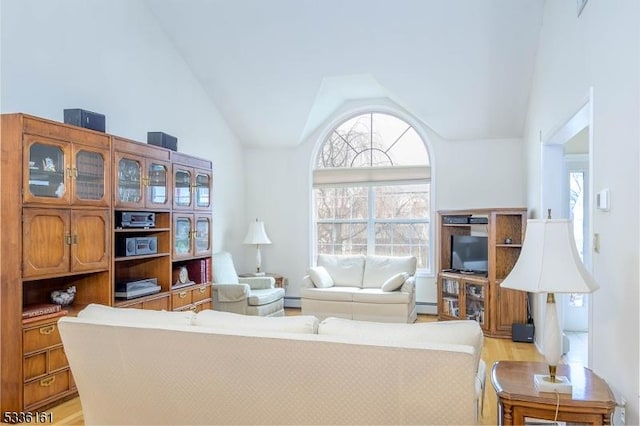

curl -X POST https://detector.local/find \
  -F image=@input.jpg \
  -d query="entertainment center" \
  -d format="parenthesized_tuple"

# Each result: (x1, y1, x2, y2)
(437, 208, 528, 338)
(0, 113, 213, 413)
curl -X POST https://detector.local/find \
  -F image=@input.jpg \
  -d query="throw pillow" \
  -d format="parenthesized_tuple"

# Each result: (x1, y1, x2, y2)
(381, 272, 409, 292)
(308, 266, 334, 288)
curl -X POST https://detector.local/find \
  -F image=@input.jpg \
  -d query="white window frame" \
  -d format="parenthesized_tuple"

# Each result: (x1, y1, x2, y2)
(309, 106, 435, 274)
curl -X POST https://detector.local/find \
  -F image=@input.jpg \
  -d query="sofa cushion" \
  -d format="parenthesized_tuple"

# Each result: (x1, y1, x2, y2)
(352, 288, 411, 304)
(362, 255, 417, 288)
(308, 266, 334, 288)
(317, 254, 365, 287)
(78, 303, 195, 326)
(247, 288, 285, 306)
(299, 286, 358, 302)
(318, 317, 483, 372)
(194, 309, 318, 333)
(381, 272, 409, 292)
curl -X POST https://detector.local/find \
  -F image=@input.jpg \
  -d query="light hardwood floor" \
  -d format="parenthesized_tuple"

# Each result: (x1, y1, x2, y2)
(45, 311, 543, 425)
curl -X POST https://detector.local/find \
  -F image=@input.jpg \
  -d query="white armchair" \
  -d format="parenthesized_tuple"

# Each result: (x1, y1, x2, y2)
(212, 252, 285, 317)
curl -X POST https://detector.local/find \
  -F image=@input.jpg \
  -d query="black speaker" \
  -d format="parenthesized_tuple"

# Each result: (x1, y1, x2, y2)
(147, 132, 178, 151)
(512, 323, 535, 343)
(63, 109, 106, 132)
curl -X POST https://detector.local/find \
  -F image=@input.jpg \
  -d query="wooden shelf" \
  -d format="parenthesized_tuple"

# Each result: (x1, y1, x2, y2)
(437, 208, 527, 338)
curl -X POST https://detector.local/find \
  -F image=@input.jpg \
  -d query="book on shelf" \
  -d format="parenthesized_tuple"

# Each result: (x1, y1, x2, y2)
(200, 258, 207, 284)
(22, 303, 61, 319)
(22, 308, 68, 325)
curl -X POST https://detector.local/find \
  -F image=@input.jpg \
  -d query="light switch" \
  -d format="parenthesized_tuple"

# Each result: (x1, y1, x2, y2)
(596, 189, 610, 211)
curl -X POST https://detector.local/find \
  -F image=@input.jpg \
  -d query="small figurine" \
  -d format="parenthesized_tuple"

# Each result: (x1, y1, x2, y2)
(43, 157, 56, 172)
(50, 285, 76, 306)
(55, 183, 65, 198)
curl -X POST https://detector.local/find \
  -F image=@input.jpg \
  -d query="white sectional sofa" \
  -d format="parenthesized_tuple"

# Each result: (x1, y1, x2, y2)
(58, 304, 483, 425)
(301, 254, 418, 322)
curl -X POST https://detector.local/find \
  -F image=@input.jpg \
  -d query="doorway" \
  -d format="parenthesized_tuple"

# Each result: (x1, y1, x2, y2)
(541, 92, 593, 366)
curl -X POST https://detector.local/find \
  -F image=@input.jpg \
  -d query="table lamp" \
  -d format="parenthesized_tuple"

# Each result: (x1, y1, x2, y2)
(500, 210, 599, 393)
(243, 219, 272, 276)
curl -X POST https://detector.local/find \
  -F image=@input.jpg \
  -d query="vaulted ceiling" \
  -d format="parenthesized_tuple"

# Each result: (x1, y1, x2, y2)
(145, 0, 545, 147)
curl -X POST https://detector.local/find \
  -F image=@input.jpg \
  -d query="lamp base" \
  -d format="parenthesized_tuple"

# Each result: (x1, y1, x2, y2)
(534, 374, 572, 394)
(250, 272, 266, 277)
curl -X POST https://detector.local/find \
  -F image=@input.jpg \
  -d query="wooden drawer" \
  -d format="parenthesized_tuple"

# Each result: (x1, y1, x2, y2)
(23, 321, 61, 354)
(24, 369, 72, 410)
(195, 299, 212, 312)
(192, 284, 211, 303)
(175, 299, 212, 313)
(118, 293, 170, 310)
(142, 294, 170, 310)
(172, 284, 211, 310)
(172, 288, 193, 309)
(23, 346, 68, 382)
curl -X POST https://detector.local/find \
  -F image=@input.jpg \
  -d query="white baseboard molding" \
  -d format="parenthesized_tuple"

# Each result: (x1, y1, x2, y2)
(416, 302, 437, 315)
(284, 297, 301, 309)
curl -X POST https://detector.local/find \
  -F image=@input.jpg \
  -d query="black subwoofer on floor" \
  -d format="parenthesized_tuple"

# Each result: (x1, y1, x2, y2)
(512, 323, 535, 343)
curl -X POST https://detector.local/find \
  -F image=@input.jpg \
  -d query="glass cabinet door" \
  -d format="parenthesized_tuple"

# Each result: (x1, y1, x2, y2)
(146, 161, 170, 208)
(116, 156, 143, 207)
(193, 215, 211, 256)
(24, 137, 70, 204)
(74, 148, 107, 205)
(194, 171, 211, 210)
(173, 167, 192, 209)
(441, 277, 461, 319)
(173, 215, 193, 259)
(465, 282, 486, 326)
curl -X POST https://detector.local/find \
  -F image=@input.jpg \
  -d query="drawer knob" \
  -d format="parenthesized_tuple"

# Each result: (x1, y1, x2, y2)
(179, 291, 187, 299)
(40, 376, 56, 387)
(199, 286, 206, 293)
(39, 325, 55, 335)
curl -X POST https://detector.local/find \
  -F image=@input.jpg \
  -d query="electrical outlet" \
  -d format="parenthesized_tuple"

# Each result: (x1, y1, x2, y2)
(620, 397, 627, 425)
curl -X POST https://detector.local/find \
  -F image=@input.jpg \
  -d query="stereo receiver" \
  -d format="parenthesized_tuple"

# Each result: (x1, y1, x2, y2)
(117, 236, 158, 257)
(117, 211, 155, 228)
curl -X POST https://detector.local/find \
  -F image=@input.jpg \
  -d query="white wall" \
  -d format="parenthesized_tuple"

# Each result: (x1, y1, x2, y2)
(244, 99, 526, 308)
(524, 0, 639, 423)
(0, 0, 246, 256)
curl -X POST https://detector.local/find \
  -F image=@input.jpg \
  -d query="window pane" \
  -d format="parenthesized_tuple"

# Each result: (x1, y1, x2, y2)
(372, 113, 429, 166)
(375, 184, 430, 220)
(317, 113, 429, 168)
(569, 171, 584, 261)
(375, 222, 429, 269)
(317, 222, 367, 255)
(315, 187, 367, 220)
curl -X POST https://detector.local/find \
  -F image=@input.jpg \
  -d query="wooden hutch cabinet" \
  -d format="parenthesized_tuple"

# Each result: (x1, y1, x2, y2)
(169, 152, 213, 312)
(437, 208, 528, 338)
(0, 113, 214, 414)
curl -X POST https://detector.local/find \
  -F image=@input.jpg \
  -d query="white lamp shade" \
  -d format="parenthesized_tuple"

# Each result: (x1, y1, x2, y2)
(500, 218, 599, 294)
(243, 220, 272, 245)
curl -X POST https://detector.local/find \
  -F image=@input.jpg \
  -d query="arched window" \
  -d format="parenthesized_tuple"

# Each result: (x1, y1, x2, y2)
(312, 112, 431, 270)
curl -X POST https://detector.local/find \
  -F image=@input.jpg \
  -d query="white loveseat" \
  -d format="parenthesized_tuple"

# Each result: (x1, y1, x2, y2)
(58, 304, 484, 425)
(301, 254, 417, 322)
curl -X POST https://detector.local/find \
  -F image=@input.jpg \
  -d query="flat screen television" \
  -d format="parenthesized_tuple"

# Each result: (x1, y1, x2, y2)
(450, 235, 488, 274)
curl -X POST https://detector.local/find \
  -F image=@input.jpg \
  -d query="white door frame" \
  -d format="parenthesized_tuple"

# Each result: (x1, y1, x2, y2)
(540, 88, 595, 366)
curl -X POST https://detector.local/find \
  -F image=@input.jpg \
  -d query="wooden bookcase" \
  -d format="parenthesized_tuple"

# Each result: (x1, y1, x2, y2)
(0, 113, 213, 413)
(437, 208, 528, 338)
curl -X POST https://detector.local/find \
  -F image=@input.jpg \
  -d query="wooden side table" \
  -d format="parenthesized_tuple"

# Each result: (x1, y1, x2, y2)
(238, 272, 285, 288)
(491, 361, 615, 425)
